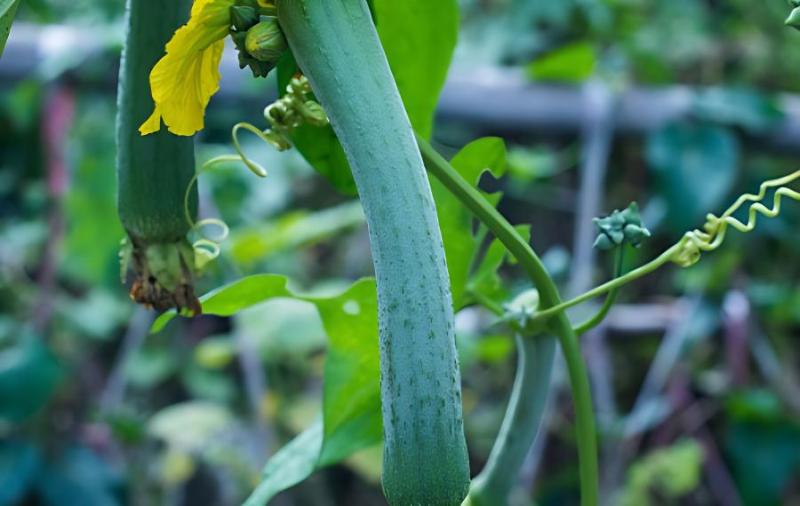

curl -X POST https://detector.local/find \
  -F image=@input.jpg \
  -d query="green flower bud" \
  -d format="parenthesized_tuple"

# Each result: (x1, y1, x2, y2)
(231, 30, 247, 49)
(299, 101, 329, 127)
(245, 18, 288, 63)
(263, 130, 291, 151)
(593, 234, 615, 251)
(623, 223, 651, 247)
(593, 202, 651, 250)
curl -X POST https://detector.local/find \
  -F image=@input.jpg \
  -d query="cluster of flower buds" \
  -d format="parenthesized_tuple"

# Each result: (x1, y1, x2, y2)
(260, 75, 329, 150)
(787, 0, 800, 29)
(230, 0, 287, 78)
(592, 202, 651, 250)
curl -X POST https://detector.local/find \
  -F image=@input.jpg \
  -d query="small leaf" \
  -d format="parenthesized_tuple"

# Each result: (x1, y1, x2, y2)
(151, 274, 293, 333)
(431, 137, 507, 309)
(0, 0, 21, 58)
(467, 225, 530, 306)
(527, 41, 596, 83)
(243, 422, 323, 506)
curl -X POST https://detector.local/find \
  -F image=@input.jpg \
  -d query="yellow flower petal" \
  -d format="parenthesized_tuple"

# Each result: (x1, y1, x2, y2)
(139, 109, 163, 136)
(139, 0, 235, 137)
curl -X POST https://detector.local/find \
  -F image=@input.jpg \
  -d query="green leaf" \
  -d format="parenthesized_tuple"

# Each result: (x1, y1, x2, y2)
(276, 54, 357, 195)
(243, 422, 324, 506)
(315, 280, 381, 465)
(277, 2, 459, 192)
(527, 41, 596, 83)
(646, 123, 739, 233)
(155, 275, 382, 504)
(431, 137, 507, 309)
(0, 0, 21, 58)
(373, 0, 459, 138)
(151, 274, 294, 332)
(467, 225, 530, 306)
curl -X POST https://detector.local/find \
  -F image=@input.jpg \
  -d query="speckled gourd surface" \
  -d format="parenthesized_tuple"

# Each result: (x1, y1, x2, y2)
(277, 1, 470, 504)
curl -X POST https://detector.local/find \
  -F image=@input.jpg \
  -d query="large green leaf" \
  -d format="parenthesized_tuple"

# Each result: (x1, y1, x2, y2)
(431, 137, 507, 309)
(153, 275, 381, 504)
(0, 0, 21, 58)
(373, 0, 459, 138)
(278, 1, 459, 193)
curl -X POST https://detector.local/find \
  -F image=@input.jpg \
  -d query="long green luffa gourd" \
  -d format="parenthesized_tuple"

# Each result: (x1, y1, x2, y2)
(277, 1, 470, 504)
(116, 0, 200, 314)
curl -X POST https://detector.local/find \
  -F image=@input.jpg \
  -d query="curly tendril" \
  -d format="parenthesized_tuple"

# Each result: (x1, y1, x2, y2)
(672, 170, 800, 267)
(230, 75, 329, 177)
(182, 75, 329, 268)
(182, 155, 238, 268)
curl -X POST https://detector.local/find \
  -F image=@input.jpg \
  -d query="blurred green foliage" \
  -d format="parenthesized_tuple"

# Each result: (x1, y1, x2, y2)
(1, 0, 800, 504)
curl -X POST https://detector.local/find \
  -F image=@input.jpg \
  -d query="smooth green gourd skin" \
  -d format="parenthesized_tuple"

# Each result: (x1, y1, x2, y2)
(116, 0, 196, 244)
(277, 1, 470, 504)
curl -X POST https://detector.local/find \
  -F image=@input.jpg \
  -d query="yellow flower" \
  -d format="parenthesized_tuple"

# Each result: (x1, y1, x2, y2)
(140, 0, 235, 137)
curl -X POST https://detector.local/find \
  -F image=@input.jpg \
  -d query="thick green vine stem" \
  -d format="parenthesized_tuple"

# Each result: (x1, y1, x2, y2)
(278, 2, 470, 504)
(417, 136, 600, 506)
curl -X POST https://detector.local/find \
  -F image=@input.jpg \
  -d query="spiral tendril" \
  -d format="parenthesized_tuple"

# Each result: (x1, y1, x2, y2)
(181, 75, 328, 269)
(672, 170, 800, 267)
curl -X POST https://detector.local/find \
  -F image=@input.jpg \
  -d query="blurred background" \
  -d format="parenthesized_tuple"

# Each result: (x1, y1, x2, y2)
(2, 0, 800, 505)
